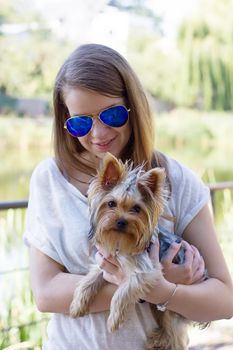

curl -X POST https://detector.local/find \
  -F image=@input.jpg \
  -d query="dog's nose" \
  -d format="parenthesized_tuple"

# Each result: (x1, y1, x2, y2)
(116, 218, 128, 230)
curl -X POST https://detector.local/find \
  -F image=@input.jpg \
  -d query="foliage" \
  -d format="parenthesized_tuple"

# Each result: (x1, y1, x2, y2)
(1, 0, 233, 111)
(0, 0, 73, 100)
(0, 207, 49, 349)
(0, 0, 41, 24)
(155, 108, 233, 184)
(176, 0, 233, 110)
(127, 29, 180, 104)
(0, 34, 71, 99)
(0, 115, 53, 201)
(127, 0, 233, 111)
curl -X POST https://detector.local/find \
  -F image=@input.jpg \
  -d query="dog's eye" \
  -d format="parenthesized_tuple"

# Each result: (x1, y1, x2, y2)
(108, 200, 117, 208)
(131, 205, 141, 213)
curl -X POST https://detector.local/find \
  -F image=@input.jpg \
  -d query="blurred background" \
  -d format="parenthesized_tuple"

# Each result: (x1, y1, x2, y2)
(0, 0, 233, 349)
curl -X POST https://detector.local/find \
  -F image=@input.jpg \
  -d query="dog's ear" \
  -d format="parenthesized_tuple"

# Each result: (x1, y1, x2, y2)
(137, 168, 166, 197)
(98, 152, 124, 190)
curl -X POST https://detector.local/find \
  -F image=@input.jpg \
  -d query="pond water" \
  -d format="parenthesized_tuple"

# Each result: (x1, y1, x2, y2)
(0, 147, 52, 201)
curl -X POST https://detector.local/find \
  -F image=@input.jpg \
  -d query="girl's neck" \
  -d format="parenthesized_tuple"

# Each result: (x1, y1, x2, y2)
(69, 174, 92, 196)
(80, 151, 100, 169)
(66, 151, 99, 196)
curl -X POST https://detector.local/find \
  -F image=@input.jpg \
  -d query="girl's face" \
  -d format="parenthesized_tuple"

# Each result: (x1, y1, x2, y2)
(64, 87, 131, 164)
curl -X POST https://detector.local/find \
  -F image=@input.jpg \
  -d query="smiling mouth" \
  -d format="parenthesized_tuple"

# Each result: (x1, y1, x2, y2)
(94, 137, 116, 147)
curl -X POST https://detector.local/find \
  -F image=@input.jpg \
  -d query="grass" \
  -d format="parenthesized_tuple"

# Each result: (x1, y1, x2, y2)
(155, 108, 233, 182)
(0, 207, 49, 350)
(216, 189, 233, 276)
(0, 115, 52, 151)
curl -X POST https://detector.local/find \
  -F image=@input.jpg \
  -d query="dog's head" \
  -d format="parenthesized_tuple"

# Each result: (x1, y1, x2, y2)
(88, 153, 166, 256)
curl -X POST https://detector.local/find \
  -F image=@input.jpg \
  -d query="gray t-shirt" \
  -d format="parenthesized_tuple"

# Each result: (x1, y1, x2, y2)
(24, 156, 210, 350)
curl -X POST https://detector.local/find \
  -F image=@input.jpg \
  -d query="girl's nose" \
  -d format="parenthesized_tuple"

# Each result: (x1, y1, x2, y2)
(90, 118, 109, 137)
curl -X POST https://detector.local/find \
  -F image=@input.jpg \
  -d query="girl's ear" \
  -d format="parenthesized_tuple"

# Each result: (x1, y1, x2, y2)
(98, 152, 124, 190)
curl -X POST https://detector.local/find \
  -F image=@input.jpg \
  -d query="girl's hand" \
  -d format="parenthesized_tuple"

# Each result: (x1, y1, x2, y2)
(96, 237, 206, 287)
(95, 248, 126, 286)
(156, 239, 206, 285)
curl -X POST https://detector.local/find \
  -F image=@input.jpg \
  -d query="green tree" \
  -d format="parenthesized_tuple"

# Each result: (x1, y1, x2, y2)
(0, 33, 71, 99)
(127, 29, 179, 104)
(0, 0, 72, 100)
(177, 0, 233, 110)
(0, 0, 43, 24)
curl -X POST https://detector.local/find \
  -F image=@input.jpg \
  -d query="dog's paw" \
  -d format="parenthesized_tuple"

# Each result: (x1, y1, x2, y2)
(107, 310, 125, 332)
(107, 315, 120, 332)
(69, 297, 88, 318)
(145, 329, 172, 350)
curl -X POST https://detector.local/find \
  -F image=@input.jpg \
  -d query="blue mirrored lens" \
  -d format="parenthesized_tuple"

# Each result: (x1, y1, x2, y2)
(100, 106, 128, 127)
(66, 116, 92, 137)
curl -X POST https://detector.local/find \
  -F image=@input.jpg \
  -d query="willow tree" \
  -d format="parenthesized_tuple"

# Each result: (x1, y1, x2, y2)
(177, 0, 233, 110)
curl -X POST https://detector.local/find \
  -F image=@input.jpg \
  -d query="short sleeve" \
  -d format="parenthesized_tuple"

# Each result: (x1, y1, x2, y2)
(23, 160, 64, 265)
(168, 158, 210, 236)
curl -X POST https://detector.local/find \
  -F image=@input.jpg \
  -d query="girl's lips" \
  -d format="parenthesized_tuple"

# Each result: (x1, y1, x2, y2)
(93, 137, 116, 151)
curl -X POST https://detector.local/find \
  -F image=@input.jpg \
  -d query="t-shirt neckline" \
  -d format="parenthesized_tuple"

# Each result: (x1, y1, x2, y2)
(51, 157, 88, 202)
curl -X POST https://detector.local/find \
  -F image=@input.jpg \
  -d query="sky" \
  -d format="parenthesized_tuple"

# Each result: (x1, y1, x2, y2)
(33, 0, 199, 38)
(147, 0, 199, 38)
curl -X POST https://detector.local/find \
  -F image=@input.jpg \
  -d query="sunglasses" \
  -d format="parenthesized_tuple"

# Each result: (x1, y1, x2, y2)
(64, 105, 130, 137)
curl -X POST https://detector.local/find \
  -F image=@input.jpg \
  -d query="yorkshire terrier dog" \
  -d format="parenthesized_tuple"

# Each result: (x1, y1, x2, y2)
(70, 152, 189, 350)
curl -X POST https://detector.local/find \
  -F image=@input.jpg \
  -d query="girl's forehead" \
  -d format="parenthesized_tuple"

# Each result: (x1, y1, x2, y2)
(64, 87, 124, 116)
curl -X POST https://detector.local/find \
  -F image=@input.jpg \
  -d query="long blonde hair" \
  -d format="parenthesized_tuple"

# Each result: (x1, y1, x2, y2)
(53, 43, 161, 175)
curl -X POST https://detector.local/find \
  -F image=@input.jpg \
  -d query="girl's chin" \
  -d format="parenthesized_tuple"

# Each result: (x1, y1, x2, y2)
(84, 148, 121, 163)
(97, 150, 120, 159)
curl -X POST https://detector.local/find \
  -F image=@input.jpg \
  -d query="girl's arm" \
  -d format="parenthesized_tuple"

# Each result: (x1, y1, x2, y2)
(29, 239, 204, 315)
(145, 203, 233, 322)
(98, 204, 233, 322)
(29, 246, 116, 314)
(30, 203, 233, 321)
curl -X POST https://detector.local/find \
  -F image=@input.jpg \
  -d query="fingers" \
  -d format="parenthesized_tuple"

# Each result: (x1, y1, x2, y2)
(160, 242, 182, 267)
(190, 245, 206, 283)
(159, 238, 207, 285)
(182, 240, 194, 265)
(95, 251, 121, 276)
(149, 239, 160, 262)
(95, 251, 126, 286)
(190, 245, 202, 272)
(96, 246, 111, 260)
(193, 258, 206, 283)
(182, 241, 206, 284)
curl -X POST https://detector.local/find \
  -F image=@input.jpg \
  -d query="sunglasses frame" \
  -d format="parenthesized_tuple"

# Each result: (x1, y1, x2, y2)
(64, 105, 130, 137)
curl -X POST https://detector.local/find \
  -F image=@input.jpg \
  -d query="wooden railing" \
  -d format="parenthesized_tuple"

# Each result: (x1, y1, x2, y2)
(208, 181, 233, 214)
(0, 182, 233, 213)
(0, 199, 28, 210)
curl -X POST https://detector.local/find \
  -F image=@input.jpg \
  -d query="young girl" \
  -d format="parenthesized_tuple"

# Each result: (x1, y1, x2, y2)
(24, 43, 233, 349)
